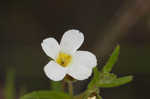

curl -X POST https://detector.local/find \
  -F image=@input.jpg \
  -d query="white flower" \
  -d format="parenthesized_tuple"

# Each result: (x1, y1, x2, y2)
(41, 29, 97, 81)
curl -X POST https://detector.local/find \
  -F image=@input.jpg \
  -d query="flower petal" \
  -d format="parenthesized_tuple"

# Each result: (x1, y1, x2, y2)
(60, 29, 84, 54)
(67, 51, 97, 80)
(68, 63, 92, 80)
(44, 61, 67, 81)
(41, 38, 60, 59)
(73, 51, 97, 68)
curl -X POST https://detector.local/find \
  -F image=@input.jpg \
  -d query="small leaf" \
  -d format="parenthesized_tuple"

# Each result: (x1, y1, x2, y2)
(51, 81, 63, 92)
(102, 45, 120, 73)
(20, 91, 71, 99)
(88, 67, 100, 89)
(99, 73, 117, 84)
(87, 45, 133, 91)
(98, 76, 133, 88)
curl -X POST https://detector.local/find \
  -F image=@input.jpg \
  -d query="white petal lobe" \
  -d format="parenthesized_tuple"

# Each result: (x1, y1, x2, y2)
(67, 51, 97, 80)
(60, 29, 84, 54)
(44, 61, 67, 81)
(73, 51, 97, 68)
(68, 63, 92, 80)
(41, 38, 60, 59)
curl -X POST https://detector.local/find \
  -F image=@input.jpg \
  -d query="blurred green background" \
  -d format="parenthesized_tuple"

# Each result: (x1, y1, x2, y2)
(0, 0, 150, 99)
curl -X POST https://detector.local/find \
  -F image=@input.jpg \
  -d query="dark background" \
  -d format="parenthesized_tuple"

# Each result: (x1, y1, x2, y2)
(0, 0, 150, 99)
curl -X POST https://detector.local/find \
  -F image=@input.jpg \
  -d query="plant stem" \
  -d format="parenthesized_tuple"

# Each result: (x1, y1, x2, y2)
(68, 81, 73, 98)
(62, 80, 66, 92)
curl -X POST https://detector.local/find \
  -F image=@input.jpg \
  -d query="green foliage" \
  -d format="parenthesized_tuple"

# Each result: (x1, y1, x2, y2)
(4, 68, 16, 99)
(88, 68, 132, 89)
(88, 67, 100, 89)
(98, 75, 133, 88)
(88, 45, 133, 90)
(51, 81, 63, 92)
(98, 73, 117, 86)
(102, 45, 120, 73)
(20, 91, 71, 99)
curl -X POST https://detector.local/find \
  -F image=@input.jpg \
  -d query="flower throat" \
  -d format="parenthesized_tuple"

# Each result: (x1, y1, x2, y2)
(56, 52, 72, 67)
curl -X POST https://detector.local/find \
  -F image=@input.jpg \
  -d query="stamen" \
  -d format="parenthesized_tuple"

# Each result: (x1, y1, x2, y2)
(56, 52, 72, 67)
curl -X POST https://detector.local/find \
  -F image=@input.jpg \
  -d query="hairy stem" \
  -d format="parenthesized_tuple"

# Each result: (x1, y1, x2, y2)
(68, 81, 73, 98)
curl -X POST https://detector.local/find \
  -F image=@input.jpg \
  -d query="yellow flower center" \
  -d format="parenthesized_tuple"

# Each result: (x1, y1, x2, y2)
(56, 52, 72, 67)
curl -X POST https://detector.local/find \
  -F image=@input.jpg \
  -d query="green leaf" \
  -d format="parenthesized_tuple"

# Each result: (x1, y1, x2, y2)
(88, 69, 133, 89)
(98, 75, 133, 88)
(20, 91, 71, 99)
(102, 45, 120, 73)
(51, 81, 63, 92)
(88, 67, 100, 89)
(88, 45, 133, 90)
(99, 73, 117, 84)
